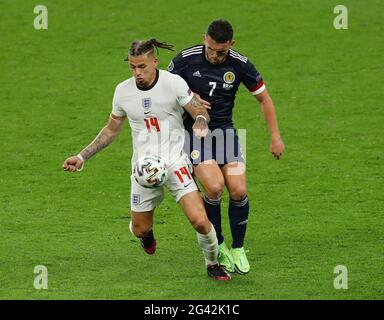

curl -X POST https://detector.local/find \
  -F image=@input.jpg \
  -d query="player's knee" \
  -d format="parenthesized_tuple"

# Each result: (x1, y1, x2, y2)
(205, 180, 225, 200)
(129, 221, 151, 238)
(191, 215, 210, 234)
(229, 185, 247, 201)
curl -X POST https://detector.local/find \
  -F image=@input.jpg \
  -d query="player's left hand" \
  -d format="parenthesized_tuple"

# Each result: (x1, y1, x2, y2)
(193, 117, 209, 138)
(270, 137, 285, 160)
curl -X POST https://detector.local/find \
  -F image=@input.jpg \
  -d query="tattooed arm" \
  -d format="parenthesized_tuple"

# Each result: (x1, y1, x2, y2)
(80, 114, 126, 160)
(63, 114, 126, 172)
(183, 93, 211, 138)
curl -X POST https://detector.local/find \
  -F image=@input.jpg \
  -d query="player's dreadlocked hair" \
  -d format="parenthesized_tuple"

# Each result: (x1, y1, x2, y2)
(129, 38, 174, 56)
(207, 19, 234, 43)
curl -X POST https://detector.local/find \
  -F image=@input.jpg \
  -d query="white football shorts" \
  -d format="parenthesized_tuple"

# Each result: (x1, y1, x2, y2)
(130, 152, 198, 212)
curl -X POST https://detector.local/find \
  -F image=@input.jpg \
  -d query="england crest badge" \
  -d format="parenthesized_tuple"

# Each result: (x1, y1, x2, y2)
(142, 98, 152, 115)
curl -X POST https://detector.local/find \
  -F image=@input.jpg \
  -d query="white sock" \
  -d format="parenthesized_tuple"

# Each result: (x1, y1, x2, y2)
(196, 224, 218, 266)
(129, 220, 134, 236)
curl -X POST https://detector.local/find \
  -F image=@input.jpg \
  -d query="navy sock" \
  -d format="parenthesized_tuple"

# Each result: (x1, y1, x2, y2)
(203, 195, 224, 245)
(141, 229, 155, 247)
(229, 196, 249, 248)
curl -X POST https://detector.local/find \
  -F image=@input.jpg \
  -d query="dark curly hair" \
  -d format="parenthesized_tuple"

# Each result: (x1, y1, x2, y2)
(207, 19, 234, 43)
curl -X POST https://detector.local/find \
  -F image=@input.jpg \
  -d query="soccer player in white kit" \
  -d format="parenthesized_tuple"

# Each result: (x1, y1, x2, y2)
(63, 39, 230, 280)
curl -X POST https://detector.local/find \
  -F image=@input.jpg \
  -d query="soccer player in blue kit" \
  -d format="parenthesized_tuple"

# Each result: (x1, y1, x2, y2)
(168, 20, 285, 274)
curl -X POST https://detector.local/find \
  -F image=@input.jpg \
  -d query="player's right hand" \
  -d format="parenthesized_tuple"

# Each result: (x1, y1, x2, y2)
(194, 93, 211, 109)
(63, 156, 84, 172)
(270, 137, 285, 160)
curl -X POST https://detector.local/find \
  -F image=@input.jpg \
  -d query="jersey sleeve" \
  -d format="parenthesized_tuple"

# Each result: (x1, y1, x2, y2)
(167, 52, 187, 76)
(241, 60, 266, 96)
(172, 74, 193, 107)
(111, 85, 127, 117)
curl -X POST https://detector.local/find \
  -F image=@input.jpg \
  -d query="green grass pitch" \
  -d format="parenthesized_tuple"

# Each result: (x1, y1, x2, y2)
(0, 0, 383, 299)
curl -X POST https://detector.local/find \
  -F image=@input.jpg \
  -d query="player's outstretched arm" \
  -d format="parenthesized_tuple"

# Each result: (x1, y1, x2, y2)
(183, 93, 211, 138)
(62, 114, 126, 172)
(255, 90, 285, 160)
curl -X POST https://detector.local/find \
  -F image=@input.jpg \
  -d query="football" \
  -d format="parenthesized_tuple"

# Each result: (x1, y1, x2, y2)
(133, 155, 167, 188)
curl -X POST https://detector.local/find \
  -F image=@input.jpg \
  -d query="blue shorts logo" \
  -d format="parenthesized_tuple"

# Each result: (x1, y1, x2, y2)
(132, 194, 140, 205)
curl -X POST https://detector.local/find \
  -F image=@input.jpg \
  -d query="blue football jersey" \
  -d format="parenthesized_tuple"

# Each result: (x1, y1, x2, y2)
(168, 45, 265, 130)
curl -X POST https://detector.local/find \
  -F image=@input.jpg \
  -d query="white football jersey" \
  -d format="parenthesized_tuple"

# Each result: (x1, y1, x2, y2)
(112, 69, 193, 166)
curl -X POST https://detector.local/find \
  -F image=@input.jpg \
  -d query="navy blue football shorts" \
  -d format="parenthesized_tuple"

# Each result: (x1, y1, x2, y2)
(184, 127, 245, 166)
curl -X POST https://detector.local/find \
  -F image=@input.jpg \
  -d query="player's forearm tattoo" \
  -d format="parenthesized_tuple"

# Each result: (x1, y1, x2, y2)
(80, 129, 116, 160)
(190, 96, 201, 108)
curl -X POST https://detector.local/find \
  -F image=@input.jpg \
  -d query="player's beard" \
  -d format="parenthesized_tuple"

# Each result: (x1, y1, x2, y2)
(135, 75, 152, 88)
(136, 70, 157, 88)
(205, 53, 225, 65)
(136, 78, 146, 86)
